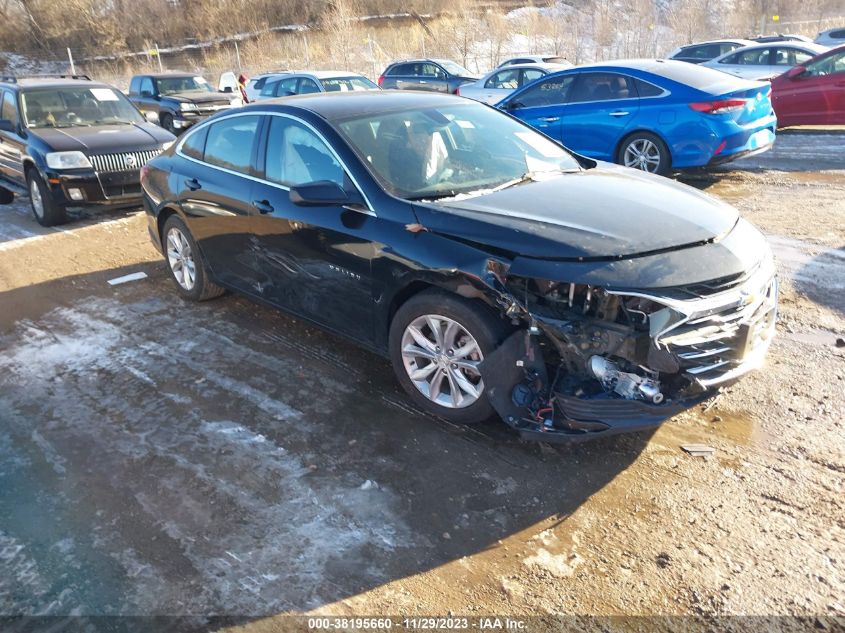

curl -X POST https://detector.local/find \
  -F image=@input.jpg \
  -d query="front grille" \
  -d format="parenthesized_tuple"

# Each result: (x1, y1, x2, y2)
(196, 104, 232, 115)
(103, 183, 142, 198)
(658, 276, 778, 387)
(89, 149, 161, 173)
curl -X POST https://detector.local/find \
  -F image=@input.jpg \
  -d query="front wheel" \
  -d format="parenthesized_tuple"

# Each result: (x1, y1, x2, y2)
(160, 113, 176, 134)
(27, 169, 66, 226)
(389, 290, 509, 424)
(617, 132, 671, 176)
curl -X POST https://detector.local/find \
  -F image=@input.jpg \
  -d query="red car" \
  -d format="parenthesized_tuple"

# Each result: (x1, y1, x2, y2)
(771, 44, 845, 127)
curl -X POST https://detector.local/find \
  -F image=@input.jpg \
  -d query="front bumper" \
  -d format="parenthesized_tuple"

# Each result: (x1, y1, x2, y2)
(173, 105, 235, 129)
(46, 169, 143, 207)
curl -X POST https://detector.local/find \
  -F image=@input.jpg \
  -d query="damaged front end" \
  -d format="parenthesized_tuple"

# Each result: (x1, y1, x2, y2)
(479, 253, 778, 442)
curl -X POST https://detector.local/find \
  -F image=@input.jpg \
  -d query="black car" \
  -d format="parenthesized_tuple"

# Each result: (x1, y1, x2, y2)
(128, 73, 241, 134)
(141, 92, 777, 442)
(377, 59, 479, 93)
(0, 75, 175, 226)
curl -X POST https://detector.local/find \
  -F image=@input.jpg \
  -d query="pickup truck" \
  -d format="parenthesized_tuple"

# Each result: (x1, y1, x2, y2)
(127, 73, 241, 134)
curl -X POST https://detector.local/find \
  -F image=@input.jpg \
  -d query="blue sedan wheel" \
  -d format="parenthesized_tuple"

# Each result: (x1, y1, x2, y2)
(618, 132, 670, 176)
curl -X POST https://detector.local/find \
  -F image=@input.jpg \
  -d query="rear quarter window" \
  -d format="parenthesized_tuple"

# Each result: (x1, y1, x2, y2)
(181, 126, 207, 160)
(635, 78, 664, 97)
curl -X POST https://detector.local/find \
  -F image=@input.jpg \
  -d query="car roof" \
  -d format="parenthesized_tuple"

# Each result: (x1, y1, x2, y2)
(239, 90, 464, 120)
(284, 70, 369, 79)
(677, 38, 755, 47)
(144, 72, 204, 78)
(565, 58, 696, 73)
(4, 77, 111, 90)
(721, 41, 828, 53)
(483, 62, 568, 75)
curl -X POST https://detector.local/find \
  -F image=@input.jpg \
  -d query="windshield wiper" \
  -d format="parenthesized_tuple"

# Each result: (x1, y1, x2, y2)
(493, 169, 576, 192)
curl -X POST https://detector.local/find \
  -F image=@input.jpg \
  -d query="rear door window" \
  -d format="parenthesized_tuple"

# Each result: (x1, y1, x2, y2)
(297, 78, 321, 94)
(203, 115, 261, 174)
(274, 77, 299, 96)
(520, 69, 545, 85)
(388, 64, 413, 76)
(734, 48, 771, 65)
(181, 125, 208, 160)
(772, 47, 813, 66)
(569, 72, 636, 103)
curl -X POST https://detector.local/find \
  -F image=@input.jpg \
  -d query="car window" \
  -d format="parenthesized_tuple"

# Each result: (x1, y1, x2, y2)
(514, 75, 574, 107)
(805, 50, 845, 76)
(721, 42, 744, 54)
(129, 77, 141, 94)
(569, 73, 636, 103)
(275, 77, 299, 96)
(542, 56, 569, 64)
(155, 75, 214, 95)
(140, 77, 154, 94)
(680, 44, 720, 60)
(387, 63, 412, 76)
(520, 69, 545, 85)
(830, 29, 845, 39)
(298, 78, 321, 94)
(181, 125, 208, 160)
(321, 76, 378, 91)
(421, 63, 446, 79)
(254, 77, 267, 89)
(486, 69, 520, 90)
(772, 47, 814, 66)
(733, 48, 771, 65)
(260, 81, 278, 97)
(203, 115, 260, 174)
(634, 78, 664, 97)
(1, 90, 18, 125)
(264, 116, 344, 187)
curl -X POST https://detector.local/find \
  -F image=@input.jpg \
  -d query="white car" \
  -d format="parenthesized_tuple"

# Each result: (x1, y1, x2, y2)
(668, 39, 755, 64)
(815, 27, 845, 48)
(497, 54, 572, 68)
(254, 70, 379, 101)
(245, 72, 289, 102)
(457, 63, 569, 104)
(703, 42, 829, 80)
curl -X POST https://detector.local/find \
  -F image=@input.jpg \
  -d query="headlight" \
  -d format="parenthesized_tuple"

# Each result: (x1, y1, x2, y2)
(45, 151, 92, 170)
(229, 97, 243, 106)
(178, 102, 198, 112)
(161, 141, 174, 151)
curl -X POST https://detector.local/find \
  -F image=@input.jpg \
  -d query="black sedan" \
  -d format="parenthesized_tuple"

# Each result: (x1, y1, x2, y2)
(140, 92, 777, 442)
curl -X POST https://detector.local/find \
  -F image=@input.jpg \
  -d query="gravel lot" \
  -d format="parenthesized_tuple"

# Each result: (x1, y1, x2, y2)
(0, 133, 843, 630)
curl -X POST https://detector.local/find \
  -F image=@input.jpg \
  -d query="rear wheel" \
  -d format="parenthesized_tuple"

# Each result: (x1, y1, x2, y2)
(618, 132, 671, 176)
(27, 169, 66, 226)
(162, 214, 224, 301)
(389, 290, 509, 424)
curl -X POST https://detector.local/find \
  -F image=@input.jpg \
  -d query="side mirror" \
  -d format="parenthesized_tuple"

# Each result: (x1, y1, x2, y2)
(505, 100, 523, 111)
(143, 111, 159, 123)
(222, 86, 233, 93)
(0, 119, 15, 133)
(786, 65, 806, 79)
(289, 180, 365, 208)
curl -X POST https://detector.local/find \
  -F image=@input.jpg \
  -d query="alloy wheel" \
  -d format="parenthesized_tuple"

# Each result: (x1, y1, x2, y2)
(400, 314, 484, 409)
(166, 227, 196, 290)
(623, 138, 661, 172)
(29, 178, 44, 219)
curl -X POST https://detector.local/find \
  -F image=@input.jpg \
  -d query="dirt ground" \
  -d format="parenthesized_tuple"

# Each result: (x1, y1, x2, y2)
(0, 133, 843, 631)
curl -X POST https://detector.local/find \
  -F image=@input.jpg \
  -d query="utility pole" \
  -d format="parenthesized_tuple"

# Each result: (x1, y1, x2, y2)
(67, 48, 75, 75)
(303, 33, 310, 66)
(234, 40, 242, 71)
(368, 33, 375, 80)
(155, 44, 163, 72)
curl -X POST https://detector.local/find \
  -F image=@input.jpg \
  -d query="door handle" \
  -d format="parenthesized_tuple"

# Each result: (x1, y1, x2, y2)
(252, 199, 274, 214)
(609, 111, 630, 117)
(184, 178, 201, 191)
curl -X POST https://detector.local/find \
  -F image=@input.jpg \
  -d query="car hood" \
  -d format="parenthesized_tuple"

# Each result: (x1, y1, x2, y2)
(166, 92, 233, 105)
(29, 123, 172, 153)
(413, 165, 739, 260)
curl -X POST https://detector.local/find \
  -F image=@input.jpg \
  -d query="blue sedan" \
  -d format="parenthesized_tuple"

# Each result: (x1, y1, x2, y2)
(496, 59, 777, 175)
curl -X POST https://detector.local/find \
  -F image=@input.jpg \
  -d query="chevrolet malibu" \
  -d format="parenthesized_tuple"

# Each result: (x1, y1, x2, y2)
(140, 92, 777, 442)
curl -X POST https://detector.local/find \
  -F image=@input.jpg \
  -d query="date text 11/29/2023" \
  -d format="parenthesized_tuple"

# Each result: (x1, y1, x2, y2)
(307, 617, 528, 630)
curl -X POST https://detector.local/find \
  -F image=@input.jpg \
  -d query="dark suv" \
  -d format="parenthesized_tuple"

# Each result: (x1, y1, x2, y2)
(377, 59, 479, 93)
(0, 75, 174, 226)
(128, 73, 241, 134)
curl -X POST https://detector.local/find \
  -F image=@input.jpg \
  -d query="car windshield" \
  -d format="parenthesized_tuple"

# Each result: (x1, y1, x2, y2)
(21, 87, 144, 128)
(438, 60, 474, 76)
(156, 76, 214, 95)
(336, 102, 581, 199)
(321, 77, 379, 91)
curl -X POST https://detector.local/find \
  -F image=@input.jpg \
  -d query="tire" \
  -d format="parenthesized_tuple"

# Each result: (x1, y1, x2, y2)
(389, 289, 510, 424)
(26, 169, 66, 226)
(160, 113, 176, 134)
(617, 131, 671, 176)
(162, 214, 225, 301)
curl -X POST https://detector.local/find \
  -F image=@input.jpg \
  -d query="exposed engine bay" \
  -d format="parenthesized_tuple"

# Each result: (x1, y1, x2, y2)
(478, 260, 778, 442)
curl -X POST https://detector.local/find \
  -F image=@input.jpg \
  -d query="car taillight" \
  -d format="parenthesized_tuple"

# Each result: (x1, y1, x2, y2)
(377, 75, 384, 87)
(689, 99, 748, 114)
